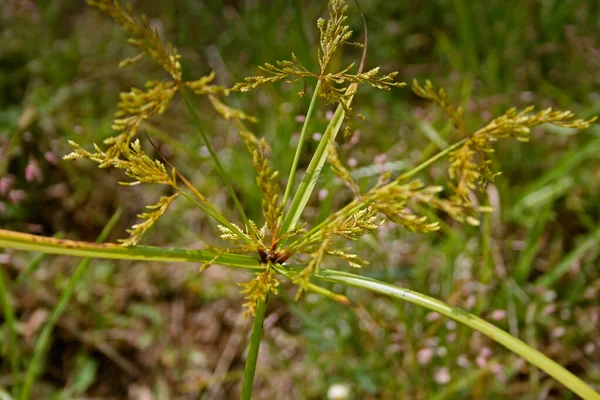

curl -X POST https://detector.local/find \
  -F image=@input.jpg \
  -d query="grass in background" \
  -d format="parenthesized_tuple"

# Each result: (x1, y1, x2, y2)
(1, 0, 599, 398)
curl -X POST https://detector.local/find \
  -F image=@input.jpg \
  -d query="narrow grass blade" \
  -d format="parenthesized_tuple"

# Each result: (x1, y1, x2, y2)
(512, 137, 600, 215)
(281, 80, 321, 215)
(534, 226, 600, 288)
(0, 229, 261, 270)
(280, 98, 347, 235)
(514, 205, 552, 284)
(0, 260, 19, 397)
(19, 208, 122, 400)
(313, 269, 600, 400)
(452, 0, 478, 74)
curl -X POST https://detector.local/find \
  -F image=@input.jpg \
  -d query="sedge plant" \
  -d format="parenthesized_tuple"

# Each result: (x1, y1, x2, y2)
(0, 0, 599, 398)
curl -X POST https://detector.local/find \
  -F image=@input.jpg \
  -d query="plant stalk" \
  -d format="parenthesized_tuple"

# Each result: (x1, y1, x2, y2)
(281, 80, 321, 216)
(240, 297, 268, 400)
(397, 138, 466, 182)
(0, 229, 261, 270)
(280, 88, 352, 236)
(0, 263, 19, 397)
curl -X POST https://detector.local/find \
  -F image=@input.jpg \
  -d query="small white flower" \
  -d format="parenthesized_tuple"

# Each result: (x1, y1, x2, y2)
(434, 367, 451, 384)
(327, 383, 350, 400)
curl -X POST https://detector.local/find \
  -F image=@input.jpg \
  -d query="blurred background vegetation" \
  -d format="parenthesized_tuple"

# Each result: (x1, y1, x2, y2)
(1, 0, 599, 398)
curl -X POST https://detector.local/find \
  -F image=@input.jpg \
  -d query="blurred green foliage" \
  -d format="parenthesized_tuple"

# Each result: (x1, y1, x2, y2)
(1, 0, 599, 398)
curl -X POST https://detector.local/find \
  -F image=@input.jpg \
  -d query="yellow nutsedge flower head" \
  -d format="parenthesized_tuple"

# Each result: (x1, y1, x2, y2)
(120, 193, 179, 247)
(239, 267, 280, 317)
(234, 122, 283, 237)
(412, 79, 466, 134)
(218, 224, 253, 246)
(65, 139, 176, 187)
(327, 248, 368, 268)
(87, 0, 182, 80)
(208, 95, 257, 123)
(231, 1, 405, 109)
(449, 106, 596, 208)
(366, 181, 441, 233)
(327, 138, 360, 195)
(317, 0, 352, 74)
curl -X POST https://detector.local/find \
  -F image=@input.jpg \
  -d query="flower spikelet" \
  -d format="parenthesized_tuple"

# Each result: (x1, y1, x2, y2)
(231, 1, 405, 108)
(218, 224, 255, 248)
(292, 206, 381, 254)
(294, 238, 331, 299)
(333, 207, 382, 240)
(327, 139, 360, 194)
(317, 0, 353, 74)
(86, 0, 181, 80)
(120, 193, 179, 246)
(450, 106, 597, 206)
(239, 267, 280, 317)
(412, 79, 466, 134)
(102, 80, 178, 156)
(289, 207, 379, 295)
(65, 139, 177, 187)
(327, 248, 368, 268)
(235, 123, 283, 236)
(185, 71, 228, 96)
(366, 181, 441, 233)
(209, 95, 257, 123)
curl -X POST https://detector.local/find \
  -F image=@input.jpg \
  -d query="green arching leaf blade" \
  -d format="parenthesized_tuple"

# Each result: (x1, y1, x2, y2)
(0, 229, 261, 270)
(0, 253, 19, 397)
(312, 269, 600, 400)
(281, 80, 322, 217)
(280, 98, 347, 235)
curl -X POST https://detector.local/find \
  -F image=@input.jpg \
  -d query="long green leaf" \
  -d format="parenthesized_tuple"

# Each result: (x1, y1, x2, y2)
(312, 269, 600, 400)
(534, 226, 600, 288)
(0, 229, 261, 270)
(281, 80, 321, 216)
(0, 258, 19, 397)
(280, 96, 347, 235)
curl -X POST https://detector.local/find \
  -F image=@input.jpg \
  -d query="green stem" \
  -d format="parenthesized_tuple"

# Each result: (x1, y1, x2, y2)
(280, 91, 350, 236)
(179, 191, 252, 245)
(180, 88, 250, 231)
(240, 297, 268, 400)
(281, 80, 321, 216)
(0, 261, 19, 397)
(19, 209, 122, 400)
(15, 232, 64, 284)
(0, 229, 261, 270)
(397, 138, 466, 182)
(272, 263, 349, 304)
(290, 138, 468, 247)
(312, 269, 600, 400)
